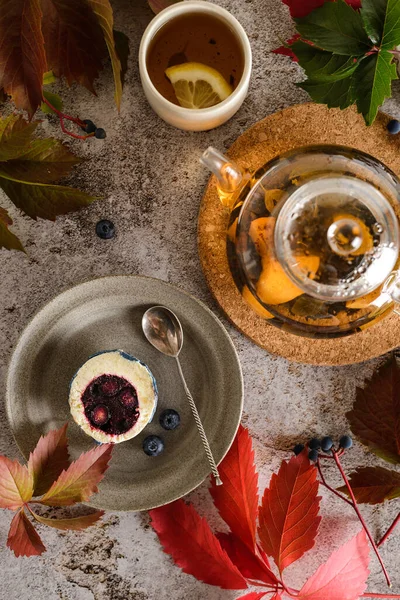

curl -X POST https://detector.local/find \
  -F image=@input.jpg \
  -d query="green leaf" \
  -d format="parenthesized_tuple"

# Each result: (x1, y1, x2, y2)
(0, 138, 82, 184)
(43, 70, 57, 85)
(87, 0, 123, 110)
(361, 0, 400, 48)
(113, 30, 130, 87)
(292, 41, 360, 82)
(0, 207, 25, 252)
(0, 172, 97, 221)
(338, 466, 400, 504)
(295, 0, 371, 55)
(298, 76, 355, 109)
(353, 50, 397, 125)
(347, 355, 400, 464)
(0, 115, 38, 161)
(41, 90, 63, 115)
(29, 508, 104, 530)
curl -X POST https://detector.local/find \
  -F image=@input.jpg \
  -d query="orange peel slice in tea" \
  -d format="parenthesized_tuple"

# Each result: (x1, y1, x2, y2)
(242, 285, 274, 319)
(165, 62, 233, 109)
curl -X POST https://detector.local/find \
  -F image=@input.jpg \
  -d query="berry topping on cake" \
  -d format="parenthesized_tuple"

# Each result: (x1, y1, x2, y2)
(69, 350, 157, 444)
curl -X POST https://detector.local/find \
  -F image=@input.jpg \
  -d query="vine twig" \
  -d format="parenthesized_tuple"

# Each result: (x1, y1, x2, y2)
(378, 512, 400, 547)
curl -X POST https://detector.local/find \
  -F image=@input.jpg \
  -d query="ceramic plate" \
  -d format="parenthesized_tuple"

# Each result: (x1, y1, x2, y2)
(6, 276, 243, 511)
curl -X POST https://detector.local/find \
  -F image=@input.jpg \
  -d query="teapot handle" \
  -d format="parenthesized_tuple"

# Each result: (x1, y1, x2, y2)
(200, 147, 245, 206)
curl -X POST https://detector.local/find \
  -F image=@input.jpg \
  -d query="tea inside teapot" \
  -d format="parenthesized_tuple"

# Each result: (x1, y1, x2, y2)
(201, 145, 400, 338)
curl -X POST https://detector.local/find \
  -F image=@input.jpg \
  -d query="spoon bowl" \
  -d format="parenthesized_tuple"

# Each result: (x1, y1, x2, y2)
(142, 306, 183, 357)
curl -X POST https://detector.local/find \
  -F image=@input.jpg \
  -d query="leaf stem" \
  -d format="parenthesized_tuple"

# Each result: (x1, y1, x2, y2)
(378, 512, 400, 547)
(41, 95, 93, 140)
(332, 450, 391, 588)
(316, 460, 353, 506)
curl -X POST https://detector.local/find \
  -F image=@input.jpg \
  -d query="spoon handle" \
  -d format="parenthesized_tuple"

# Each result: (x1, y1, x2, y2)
(176, 357, 222, 486)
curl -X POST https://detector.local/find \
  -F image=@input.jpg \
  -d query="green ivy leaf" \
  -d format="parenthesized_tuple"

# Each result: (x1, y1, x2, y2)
(0, 207, 24, 252)
(0, 115, 38, 161)
(0, 173, 97, 221)
(298, 76, 355, 109)
(43, 70, 57, 86)
(292, 41, 360, 81)
(41, 90, 64, 115)
(361, 0, 400, 48)
(295, 0, 371, 55)
(0, 138, 82, 184)
(353, 50, 397, 125)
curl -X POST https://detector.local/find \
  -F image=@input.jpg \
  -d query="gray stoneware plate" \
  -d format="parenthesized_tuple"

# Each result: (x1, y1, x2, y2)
(6, 276, 243, 511)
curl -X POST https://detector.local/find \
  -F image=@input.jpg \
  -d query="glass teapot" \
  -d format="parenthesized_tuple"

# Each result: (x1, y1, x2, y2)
(201, 144, 400, 338)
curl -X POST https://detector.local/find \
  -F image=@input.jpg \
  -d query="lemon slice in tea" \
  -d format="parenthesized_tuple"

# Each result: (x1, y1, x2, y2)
(165, 62, 233, 109)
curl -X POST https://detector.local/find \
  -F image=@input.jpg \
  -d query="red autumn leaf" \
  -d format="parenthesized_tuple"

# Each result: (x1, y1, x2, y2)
(28, 424, 70, 497)
(0, 457, 33, 509)
(281, 0, 361, 18)
(273, 35, 301, 61)
(338, 466, 400, 504)
(0, 206, 24, 252)
(29, 508, 104, 530)
(150, 499, 248, 590)
(237, 594, 268, 600)
(258, 450, 321, 572)
(7, 509, 46, 557)
(297, 530, 369, 600)
(148, 0, 182, 14)
(210, 425, 259, 550)
(347, 356, 400, 464)
(41, 0, 107, 93)
(40, 443, 113, 506)
(217, 532, 277, 586)
(0, 0, 47, 117)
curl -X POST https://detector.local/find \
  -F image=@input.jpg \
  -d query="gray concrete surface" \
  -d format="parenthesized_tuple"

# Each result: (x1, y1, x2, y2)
(1, 0, 400, 598)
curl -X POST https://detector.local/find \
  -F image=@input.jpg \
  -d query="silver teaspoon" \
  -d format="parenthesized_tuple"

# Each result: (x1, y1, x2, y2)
(142, 306, 222, 486)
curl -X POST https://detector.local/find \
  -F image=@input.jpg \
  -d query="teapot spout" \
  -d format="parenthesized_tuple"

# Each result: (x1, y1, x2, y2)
(200, 147, 245, 208)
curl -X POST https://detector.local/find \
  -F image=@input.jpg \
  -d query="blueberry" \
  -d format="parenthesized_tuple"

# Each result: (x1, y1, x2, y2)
(321, 436, 333, 452)
(96, 219, 115, 239)
(83, 119, 96, 134)
(309, 438, 321, 450)
(339, 435, 353, 450)
(91, 404, 110, 426)
(159, 409, 181, 430)
(143, 435, 164, 457)
(308, 449, 319, 462)
(387, 119, 400, 134)
(95, 127, 107, 139)
(293, 443, 304, 455)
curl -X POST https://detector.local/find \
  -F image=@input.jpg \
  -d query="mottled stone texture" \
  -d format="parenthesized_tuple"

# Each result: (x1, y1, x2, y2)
(1, 0, 400, 598)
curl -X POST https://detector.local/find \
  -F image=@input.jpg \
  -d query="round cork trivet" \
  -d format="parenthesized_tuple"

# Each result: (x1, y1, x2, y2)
(198, 103, 400, 366)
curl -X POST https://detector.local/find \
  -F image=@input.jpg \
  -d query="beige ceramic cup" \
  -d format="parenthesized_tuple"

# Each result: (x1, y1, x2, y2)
(139, 1, 252, 131)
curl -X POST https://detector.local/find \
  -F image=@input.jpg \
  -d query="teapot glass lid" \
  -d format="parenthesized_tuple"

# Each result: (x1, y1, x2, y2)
(274, 175, 400, 301)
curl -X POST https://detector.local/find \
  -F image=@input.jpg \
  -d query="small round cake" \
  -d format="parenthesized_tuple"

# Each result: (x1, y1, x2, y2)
(69, 350, 158, 444)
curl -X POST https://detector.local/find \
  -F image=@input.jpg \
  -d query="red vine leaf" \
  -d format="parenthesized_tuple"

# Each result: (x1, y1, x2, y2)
(236, 594, 268, 600)
(338, 466, 400, 504)
(210, 425, 258, 550)
(41, 0, 107, 93)
(148, 0, 182, 14)
(217, 532, 278, 586)
(28, 424, 70, 497)
(347, 356, 400, 464)
(29, 508, 104, 530)
(7, 509, 46, 557)
(40, 443, 113, 506)
(149, 499, 248, 590)
(258, 450, 321, 572)
(273, 34, 301, 61)
(0, 457, 33, 509)
(280, 0, 361, 18)
(0, 0, 47, 117)
(297, 530, 369, 600)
